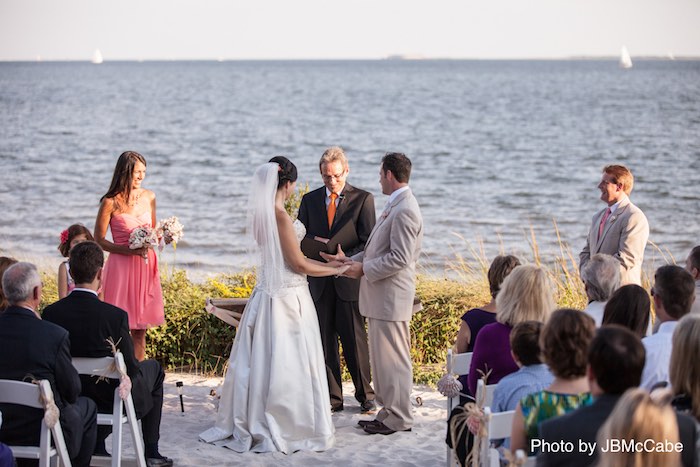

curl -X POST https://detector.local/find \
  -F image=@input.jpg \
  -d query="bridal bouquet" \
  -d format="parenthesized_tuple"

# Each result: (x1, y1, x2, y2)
(156, 216, 184, 251)
(129, 225, 158, 263)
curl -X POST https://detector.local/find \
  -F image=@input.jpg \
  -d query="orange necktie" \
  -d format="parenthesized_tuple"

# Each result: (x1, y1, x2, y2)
(327, 193, 338, 228)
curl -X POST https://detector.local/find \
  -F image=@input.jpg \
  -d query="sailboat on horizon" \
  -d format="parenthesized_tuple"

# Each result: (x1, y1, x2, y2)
(91, 49, 103, 64)
(619, 46, 632, 69)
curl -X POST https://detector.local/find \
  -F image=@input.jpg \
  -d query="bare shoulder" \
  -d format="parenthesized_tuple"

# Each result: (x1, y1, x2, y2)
(99, 196, 117, 213)
(275, 207, 290, 223)
(143, 189, 156, 201)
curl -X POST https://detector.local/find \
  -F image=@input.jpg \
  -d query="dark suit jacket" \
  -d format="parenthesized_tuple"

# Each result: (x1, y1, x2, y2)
(0, 306, 83, 450)
(537, 393, 697, 467)
(298, 183, 375, 301)
(42, 290, 152, 417)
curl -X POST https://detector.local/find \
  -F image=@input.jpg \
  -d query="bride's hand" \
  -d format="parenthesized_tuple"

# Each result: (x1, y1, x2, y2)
(334, 264, 350, 278)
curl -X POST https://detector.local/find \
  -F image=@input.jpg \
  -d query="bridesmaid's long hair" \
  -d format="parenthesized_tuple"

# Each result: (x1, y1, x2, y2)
(101, 151, 147, 204)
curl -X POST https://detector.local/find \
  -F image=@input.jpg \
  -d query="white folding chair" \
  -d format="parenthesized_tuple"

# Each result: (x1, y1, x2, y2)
(479, 406, 515, 467)
(0, 379, 72, 467)
(446, 349, 473, 467)
(475, 379, 497, 408)
(72, 352, 146, 467)
(515, 449, 537, 467)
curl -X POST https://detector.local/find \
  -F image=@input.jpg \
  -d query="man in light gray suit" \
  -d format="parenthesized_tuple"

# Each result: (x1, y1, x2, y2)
(325, 152, 423, 435)
(579, 164, 649, 286)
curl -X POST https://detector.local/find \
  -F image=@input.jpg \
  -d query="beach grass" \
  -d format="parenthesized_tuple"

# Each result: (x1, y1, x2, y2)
(30, 221, 669, 386)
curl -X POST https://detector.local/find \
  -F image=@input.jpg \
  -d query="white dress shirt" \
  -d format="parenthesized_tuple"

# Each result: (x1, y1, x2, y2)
(583, 301, 606, 327)
(640, 321, 678, 390)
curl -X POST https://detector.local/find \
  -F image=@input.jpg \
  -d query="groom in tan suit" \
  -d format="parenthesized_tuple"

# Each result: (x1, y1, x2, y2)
(328, 152, 423, 435)
(579, 164, 649, 286)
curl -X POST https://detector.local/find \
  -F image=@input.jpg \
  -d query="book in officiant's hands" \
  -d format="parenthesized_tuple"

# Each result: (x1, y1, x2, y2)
(301, 221, 359, 262)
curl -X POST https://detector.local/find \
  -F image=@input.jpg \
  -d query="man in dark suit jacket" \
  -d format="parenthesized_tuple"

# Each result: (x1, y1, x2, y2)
(0, 262, 97, 467)
(298, 146, 376, 413)
(42, 242, 172, 467)
(537, 326, 698, 467)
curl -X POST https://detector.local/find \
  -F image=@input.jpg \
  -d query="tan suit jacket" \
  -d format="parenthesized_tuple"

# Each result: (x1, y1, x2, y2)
(353, 188, 423, 322)
(579, 196, 649, 286)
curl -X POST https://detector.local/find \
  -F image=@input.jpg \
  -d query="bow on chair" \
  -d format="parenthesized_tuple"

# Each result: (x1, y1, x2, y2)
(106, 337, 132, 400)
(27, 377, 59, 429)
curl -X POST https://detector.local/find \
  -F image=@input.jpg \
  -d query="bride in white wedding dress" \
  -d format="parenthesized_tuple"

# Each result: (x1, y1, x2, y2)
(199, 156, 348, 454)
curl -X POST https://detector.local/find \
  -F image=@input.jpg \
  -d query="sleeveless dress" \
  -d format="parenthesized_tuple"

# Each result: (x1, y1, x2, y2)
(64, 261, 76, 295)
(102, 211, 165, 329)
(199, 220, 335, 454)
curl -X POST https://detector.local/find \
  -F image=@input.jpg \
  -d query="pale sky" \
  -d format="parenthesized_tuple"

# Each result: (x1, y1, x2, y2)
(1, 0, 699, 61)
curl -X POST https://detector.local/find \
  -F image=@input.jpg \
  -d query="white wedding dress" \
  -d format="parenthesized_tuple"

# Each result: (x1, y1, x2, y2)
(199, 219, 335, 454)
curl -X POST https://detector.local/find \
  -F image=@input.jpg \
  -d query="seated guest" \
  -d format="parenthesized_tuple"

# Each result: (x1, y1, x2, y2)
(0, 256, 18, 312)
(685, 245, 700, 315)
(491, 321, 553, 415)
(0, 411, 15, 467)
(463, 321, 552, 454)
(455, 255, 521, 353)
(581, 253, 620, 326)
(455, 254, 520, 400)
(468, 265, 555, 396)
(641, 265, 695, 390)
(0, 262, 97, 467)
(511, 309, 596, 455)
(669, 314, 700, 422)
(596, 389, 684, 467)
(42, 242, 172, 467)
(601, 284, 651, 339)
(537, 326, 649, 467)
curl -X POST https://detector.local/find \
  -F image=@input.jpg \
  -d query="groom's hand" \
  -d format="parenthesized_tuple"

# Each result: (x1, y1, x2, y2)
(320, 244, 349, 263)
(341, 261, 364, 279)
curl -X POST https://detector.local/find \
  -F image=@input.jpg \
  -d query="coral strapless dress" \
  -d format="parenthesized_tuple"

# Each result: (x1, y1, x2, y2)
(102, 212, 164, 330)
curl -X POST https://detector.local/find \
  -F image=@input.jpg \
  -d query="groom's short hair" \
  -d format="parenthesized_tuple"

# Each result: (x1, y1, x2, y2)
(69, 241, 104, 284)
(382, 152, 411, 183)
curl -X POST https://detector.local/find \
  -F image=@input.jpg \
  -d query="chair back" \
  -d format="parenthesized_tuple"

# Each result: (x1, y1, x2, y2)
(446, 349, 473, 413)
(475, 379, 497, 408)
(0, 379, 72, 467)
(71, 351, 146, 467)
(480, 406, 515, 467)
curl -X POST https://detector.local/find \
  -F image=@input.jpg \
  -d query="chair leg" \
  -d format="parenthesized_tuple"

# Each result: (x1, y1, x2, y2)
(111, 398, 124, 467)
(125, 395, 147, 467)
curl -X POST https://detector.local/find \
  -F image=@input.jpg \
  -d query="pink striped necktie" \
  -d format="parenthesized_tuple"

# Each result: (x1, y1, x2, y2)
(598, 208, 612, 238)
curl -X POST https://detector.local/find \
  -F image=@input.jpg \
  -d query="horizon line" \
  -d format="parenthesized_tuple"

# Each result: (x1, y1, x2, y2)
(3, 55, 700, 63)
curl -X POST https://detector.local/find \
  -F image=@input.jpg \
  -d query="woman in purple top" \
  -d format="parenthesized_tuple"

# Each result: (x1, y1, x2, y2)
(467, 264, 556, 396)
(456, 255, 521, 353)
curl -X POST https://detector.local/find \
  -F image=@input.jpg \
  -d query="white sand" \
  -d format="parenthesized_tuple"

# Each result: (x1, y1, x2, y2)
(145, 373, 447, 467)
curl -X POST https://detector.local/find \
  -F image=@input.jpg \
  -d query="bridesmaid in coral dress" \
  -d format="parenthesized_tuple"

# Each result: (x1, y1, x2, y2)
(95, 151, 164, 360)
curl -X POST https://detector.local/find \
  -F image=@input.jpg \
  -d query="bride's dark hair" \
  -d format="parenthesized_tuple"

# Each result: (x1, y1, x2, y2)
(269, 156, 298, 189)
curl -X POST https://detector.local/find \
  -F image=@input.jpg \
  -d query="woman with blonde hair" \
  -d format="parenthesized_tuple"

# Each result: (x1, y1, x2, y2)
(596, 388, 681, 467)
(467, 264, 556, 395)
(669, 314, 700, 422)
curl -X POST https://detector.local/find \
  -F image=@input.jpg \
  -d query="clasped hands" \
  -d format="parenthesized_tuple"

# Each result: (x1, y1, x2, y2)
(320, 245, 363, 279)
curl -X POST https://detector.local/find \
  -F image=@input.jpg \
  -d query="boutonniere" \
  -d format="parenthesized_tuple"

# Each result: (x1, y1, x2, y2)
(380, 209, 391, 221)
(609, 215, 617, 223)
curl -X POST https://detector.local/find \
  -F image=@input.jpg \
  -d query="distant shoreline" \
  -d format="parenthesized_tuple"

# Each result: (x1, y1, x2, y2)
(3, 57, 700, 63)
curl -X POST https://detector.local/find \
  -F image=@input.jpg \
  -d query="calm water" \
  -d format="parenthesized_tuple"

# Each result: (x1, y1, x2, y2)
(1, 60, 699, 280)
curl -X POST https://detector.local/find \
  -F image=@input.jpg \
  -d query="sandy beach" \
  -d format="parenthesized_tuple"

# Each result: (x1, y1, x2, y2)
(103, 373, 447, 467)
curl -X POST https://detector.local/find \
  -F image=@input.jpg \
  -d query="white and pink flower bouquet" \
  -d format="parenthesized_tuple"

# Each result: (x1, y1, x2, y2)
(129, 225, 158, 263)
(156, 216, 184, 251)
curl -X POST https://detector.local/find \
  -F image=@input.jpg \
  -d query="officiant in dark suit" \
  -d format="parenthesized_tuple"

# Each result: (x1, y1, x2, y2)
(298, 146, 376, 413)
(42, 241, 172, 467)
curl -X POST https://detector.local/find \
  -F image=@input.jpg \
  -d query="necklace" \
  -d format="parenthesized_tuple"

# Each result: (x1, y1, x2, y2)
(128, 190, 142, 207)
